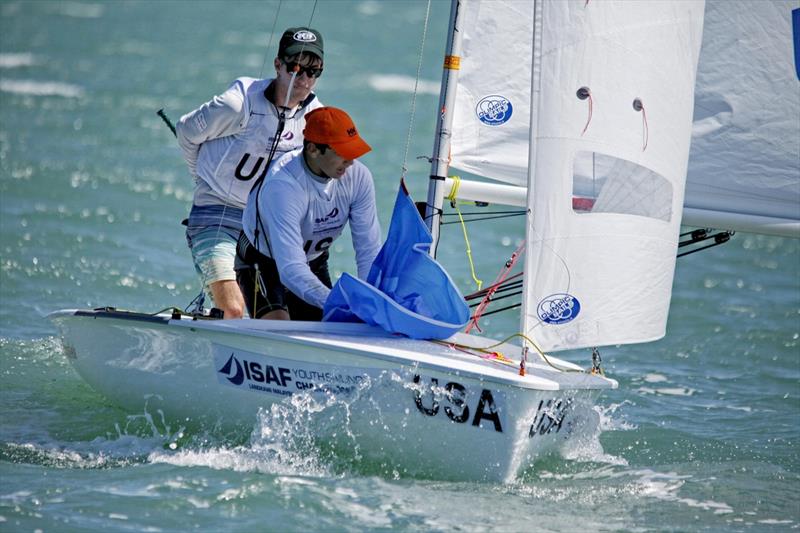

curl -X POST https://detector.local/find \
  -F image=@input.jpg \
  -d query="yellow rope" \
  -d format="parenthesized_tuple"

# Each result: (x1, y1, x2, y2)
(432, 332, 588, 374)
(446, 175, 482, 291)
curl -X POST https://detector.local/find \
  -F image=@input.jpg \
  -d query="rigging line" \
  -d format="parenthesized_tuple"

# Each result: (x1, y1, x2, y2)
(433, 332, 586, 375)
(466, 242, 525, 333)
(442, 209, 526, 217)
(253, 0, 319, 253)
(447, 176, 482, 290)
(465, 275, 523, 304)
(466, 281, 523, 302)
(577, 86, 592, 135)
(468, 289, 522, 308)
(440, 212, 526, 225)
(633, 97, 648, 151)
(400, 0, 433, 179)
(258, 0, 283, 79)
(465, 273, 523, 299)
(680, 227, 712, 238)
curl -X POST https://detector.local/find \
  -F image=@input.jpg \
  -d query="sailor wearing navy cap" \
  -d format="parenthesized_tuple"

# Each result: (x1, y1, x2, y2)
(176, 27, 325, 319)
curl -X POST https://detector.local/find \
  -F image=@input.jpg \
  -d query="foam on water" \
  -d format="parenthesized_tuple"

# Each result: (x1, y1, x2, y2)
(0, 80, 85, 98)
(49, 1, 104, 19)
(0, 53, 37, 68)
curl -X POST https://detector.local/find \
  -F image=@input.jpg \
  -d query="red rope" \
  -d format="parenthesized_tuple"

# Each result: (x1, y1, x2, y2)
(581, 92, 593, 136)
(641, 103, 649, 151)
(465, 242, 526, 333)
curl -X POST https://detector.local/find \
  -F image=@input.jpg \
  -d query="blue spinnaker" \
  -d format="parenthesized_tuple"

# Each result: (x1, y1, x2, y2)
(323, 181, 469, 339)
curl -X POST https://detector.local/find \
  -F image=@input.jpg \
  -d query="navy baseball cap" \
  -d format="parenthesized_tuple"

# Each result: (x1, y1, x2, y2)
(279, 27, 323, 60)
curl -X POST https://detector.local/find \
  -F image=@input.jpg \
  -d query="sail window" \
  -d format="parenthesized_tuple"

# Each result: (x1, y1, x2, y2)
(572, 151, 672, 221)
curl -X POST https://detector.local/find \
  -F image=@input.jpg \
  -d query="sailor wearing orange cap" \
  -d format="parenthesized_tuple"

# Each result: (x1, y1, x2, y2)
(237, 107, 381, 321)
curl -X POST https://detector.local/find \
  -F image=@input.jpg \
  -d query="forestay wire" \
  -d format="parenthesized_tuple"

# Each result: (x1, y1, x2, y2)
(399, 0, 433, 180)
(258, 1, 284, 80)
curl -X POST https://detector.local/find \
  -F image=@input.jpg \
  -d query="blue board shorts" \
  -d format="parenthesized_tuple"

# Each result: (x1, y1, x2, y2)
(185, 225, 240, 285)
(184, 205, 244, 287)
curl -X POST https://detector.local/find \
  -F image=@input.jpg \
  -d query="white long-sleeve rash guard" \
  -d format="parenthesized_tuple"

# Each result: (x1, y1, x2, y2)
(242, 150, 382, 309)
(176, 77, 321, 209)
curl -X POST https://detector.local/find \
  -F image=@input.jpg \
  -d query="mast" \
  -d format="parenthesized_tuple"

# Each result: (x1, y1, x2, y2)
(424, 0, 465, 257)
(519, 0, 543, 339)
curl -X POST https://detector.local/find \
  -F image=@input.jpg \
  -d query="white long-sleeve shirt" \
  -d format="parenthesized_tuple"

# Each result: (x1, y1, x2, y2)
(242, 149, 382, 308)
(176, 77, 322, 210)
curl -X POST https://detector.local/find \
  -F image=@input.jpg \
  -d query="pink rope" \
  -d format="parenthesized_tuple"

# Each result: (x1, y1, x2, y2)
(641, 103, 649, 151)
(465, 242, 526, 333)
(581, 91, 593, 136)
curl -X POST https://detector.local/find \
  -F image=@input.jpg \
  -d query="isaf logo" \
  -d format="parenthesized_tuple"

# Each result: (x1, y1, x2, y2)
(217, 352, 293, 392)
(315, 207, 339, 224)
(476, 95, 513, 126)
(218, 353, 244, 385)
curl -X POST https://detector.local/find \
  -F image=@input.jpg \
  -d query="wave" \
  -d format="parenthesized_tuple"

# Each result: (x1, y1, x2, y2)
(0, 79, 84, 98)
(0, 53, 36, 68)
(52, 2, 104, 19)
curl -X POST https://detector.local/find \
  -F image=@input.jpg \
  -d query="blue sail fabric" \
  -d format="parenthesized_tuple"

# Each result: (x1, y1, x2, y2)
(323, 182, 469, 339)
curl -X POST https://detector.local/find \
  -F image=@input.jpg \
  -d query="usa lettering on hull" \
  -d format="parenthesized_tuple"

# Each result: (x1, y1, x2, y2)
(412, 374, 505, 433)
(212, 344, 371, 398)
(527, 397, 574, 438)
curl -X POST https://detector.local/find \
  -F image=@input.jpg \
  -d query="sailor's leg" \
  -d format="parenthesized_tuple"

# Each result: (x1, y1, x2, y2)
(208, 279, 245, 319)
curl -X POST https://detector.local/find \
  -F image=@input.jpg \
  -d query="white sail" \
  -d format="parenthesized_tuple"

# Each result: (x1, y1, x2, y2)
(521, 0, 704, 351)
(451, 0, 534, 187)
(451, 0, 800, 237)
(685, 0, 800, 236)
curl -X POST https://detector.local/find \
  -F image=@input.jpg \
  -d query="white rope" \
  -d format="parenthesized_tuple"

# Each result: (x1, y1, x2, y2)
(400, 0, 433, 179)
(258, 0, 283, 80)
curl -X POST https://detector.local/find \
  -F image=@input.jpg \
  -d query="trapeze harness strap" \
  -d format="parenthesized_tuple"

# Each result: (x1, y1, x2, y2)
(251, 72, 318, 254)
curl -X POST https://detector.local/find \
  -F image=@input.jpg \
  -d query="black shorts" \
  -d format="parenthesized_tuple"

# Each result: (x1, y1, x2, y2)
(235, 232, 332, 321)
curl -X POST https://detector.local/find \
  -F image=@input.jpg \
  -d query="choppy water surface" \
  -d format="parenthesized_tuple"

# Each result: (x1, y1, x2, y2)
(1, 1, 798, 531)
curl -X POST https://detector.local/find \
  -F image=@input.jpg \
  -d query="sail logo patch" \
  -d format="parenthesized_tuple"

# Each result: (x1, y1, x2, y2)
(537, 293, 580, 324)
(476, 95, 513, 126)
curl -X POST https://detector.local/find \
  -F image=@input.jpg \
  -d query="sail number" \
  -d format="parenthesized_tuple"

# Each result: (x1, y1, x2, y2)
(412, 375, 503, 433)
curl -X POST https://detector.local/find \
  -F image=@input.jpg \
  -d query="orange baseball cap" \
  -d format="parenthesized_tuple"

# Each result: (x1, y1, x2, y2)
(304, 107, 371, 160)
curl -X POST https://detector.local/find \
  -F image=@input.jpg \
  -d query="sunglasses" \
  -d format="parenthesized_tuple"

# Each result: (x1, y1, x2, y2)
(283, 61, 323, 79)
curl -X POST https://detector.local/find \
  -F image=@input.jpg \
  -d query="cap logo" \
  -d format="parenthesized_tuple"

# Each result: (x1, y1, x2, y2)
(293, 30, 317, 43)
(347, 127, 357, 137)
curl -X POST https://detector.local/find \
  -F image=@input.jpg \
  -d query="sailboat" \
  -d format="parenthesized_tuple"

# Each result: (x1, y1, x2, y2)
(48, 0, 798, 482)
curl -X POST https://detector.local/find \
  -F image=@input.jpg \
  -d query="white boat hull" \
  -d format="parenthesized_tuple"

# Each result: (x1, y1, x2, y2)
(49, 308, 617, 481)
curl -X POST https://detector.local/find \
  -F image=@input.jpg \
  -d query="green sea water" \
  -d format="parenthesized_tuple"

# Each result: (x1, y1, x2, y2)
(1, 1, 798, 531)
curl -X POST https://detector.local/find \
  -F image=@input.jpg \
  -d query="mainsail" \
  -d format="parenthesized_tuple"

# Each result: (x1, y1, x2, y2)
(684, 1, 800, 236)
(451, 0, 800, 238)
